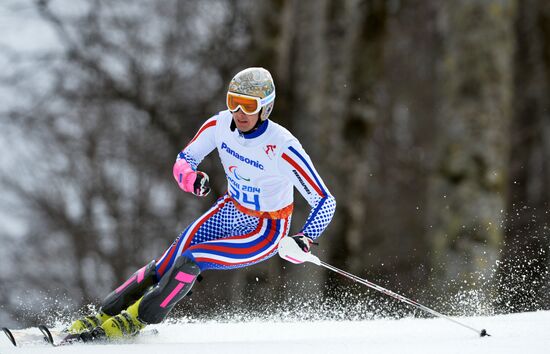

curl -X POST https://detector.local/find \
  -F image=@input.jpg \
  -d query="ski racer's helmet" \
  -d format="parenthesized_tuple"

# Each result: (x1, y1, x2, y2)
(227, 67, 276, 121)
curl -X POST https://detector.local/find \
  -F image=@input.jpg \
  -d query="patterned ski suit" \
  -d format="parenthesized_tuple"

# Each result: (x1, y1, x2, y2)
(156, 110, 336, 275)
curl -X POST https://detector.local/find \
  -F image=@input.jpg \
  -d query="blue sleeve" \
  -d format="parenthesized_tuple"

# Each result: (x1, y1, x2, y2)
(278, 142, 336, 240)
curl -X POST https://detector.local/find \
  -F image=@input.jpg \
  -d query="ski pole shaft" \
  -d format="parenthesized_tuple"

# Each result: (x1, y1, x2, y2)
(319, 261, 490, 337)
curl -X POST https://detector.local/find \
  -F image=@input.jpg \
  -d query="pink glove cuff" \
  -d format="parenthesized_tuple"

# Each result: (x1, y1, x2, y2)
(173, 159, 196, 192)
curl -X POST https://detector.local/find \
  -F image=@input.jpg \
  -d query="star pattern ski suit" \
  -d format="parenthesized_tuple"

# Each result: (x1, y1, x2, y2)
(156, 110, 336, 275)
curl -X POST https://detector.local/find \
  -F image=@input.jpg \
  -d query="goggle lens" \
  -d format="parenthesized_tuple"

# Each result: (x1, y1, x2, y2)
(227, 93, 260, 114)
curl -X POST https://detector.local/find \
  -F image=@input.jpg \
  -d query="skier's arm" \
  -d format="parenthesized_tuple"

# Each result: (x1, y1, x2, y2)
(278, 142, 336, 240)
(173, 116, 217, 196)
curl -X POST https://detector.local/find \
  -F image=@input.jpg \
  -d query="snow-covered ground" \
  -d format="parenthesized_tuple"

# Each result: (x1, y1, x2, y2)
(2, 311, 548, 354)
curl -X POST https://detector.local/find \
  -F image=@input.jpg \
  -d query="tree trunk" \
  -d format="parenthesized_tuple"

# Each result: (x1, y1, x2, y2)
(427, 0, 516, 300)
(496, 0, 550, 312)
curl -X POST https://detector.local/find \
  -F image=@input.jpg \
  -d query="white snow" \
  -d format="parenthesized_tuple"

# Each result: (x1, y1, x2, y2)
(2, 311, 549, 354)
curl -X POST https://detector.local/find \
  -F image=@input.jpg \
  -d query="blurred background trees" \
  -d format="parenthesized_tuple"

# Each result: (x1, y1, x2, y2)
(0, 0, 548, 326)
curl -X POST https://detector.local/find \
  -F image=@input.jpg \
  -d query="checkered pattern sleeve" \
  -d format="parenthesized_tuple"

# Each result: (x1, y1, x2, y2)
(279, 142, 336, 240)
(177, 115, 218, 170)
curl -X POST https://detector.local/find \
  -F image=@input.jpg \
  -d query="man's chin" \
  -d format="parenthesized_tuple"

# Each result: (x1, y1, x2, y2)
(236, 124, 251, 132)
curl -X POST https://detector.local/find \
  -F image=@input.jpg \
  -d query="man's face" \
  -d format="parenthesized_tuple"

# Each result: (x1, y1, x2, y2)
(232, 109, 260, 132)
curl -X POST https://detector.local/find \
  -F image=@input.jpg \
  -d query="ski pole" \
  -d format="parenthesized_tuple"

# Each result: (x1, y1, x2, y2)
(319, 261, 490, 337)
(277, 237, 490, 337)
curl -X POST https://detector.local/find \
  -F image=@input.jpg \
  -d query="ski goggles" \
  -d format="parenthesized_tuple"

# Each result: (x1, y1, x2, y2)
(226, 91, 275, 115)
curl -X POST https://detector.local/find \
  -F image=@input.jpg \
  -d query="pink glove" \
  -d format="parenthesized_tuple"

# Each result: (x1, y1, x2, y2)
(173, 159, 196, 192)
(173, 159, 211, 197)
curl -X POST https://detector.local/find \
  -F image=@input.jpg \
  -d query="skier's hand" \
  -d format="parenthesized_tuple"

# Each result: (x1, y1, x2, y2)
(291, 233, 315, 253)
(192, 171, 211, 197)
(278, 234, 320, 265)
(173, 159, 211, 197)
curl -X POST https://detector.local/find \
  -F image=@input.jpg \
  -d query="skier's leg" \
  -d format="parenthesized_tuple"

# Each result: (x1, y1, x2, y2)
(129, 214, 290, 330)
(98, 255, 201, 338)
(67, 260, 158, 333)
(136, 255, 200, 324)
(154, 194, 232, 278)
(101, 261, 158, 316)
(95, 195, 232, 338)
(101, 260, 159, 316)
(134, 209, 291, 325)
(183, 215, 291, 271)
(90, 197, 290, 339)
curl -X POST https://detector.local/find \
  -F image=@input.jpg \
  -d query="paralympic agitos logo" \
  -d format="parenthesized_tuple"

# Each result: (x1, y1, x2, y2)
(220, 142, 264, 170)
(229, 166, 250, 181)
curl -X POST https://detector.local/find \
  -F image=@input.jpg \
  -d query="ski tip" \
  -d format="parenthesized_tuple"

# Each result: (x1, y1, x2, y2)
(1, 327, 17, 347)
(38, 325, 55, 346)
(480, 329, 490, 337)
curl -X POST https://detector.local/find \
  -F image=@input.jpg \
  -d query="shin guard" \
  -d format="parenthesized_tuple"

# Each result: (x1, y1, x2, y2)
(101, 260, 158, 316)
(137, 256, 200, 324)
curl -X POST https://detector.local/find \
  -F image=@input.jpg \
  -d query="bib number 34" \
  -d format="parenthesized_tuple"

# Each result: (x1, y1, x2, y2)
(230, 185, 261, 210)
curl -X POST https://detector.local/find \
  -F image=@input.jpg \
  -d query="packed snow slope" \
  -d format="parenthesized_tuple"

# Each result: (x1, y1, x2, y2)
(2, 311, 548, 354)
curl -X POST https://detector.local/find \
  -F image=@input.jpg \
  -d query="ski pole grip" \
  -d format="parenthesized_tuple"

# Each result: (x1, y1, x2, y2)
(278, 236, 321, 265)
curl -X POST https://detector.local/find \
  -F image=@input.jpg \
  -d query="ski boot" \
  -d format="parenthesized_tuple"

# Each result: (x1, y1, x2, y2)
(99, 298, 146, 339)
(67, 311, 111, 334)
(67, 260, 158, 337)
(63, 299, 145, 343)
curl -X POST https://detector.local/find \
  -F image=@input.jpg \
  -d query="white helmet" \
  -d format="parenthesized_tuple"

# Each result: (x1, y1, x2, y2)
(227, 67, 276, 121)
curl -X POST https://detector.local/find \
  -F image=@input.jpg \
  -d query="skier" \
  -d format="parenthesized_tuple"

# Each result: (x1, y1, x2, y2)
(68, 67, 336, 341)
